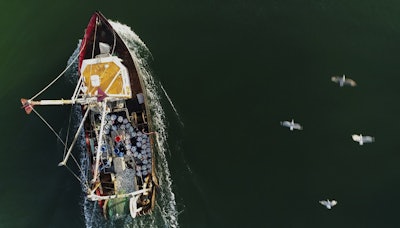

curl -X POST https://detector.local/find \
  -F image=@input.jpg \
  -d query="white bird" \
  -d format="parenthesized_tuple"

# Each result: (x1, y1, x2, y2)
(319, 199, 337, 209)
(352, 134, 374, 145)
(280, 119, 302, 131)
(331, 74, 357, 87)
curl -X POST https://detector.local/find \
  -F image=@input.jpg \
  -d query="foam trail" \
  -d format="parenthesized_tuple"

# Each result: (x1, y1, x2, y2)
(160, 82, 184, 127)
(110, 20, 179, 228)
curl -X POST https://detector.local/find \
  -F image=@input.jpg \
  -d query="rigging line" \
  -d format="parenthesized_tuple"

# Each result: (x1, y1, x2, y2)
(63, 105, 74, 157)
(34, 110, 87, 190)
(65, 163, 90, 189)
(59, 106, 90, 166)
(31, 107, 66, 147)
(70, 150, 85, 180)
(29, 41, 87, 101)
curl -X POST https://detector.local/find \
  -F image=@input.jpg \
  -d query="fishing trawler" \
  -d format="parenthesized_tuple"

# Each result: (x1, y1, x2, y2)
(21, 11, 158, 219)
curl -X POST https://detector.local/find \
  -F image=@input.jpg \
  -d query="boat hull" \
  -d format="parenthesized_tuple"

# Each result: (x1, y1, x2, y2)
(79, 12, 157, 219)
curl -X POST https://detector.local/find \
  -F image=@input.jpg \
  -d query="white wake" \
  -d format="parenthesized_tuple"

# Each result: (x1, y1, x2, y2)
(110, 20, 179, 228)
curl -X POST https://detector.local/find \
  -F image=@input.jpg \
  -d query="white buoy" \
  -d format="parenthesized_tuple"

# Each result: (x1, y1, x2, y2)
(131, 146, 137, 152)
(117, 116, 123, 123)
(136, 142, 142, 148)
(111, 114, 117, 121)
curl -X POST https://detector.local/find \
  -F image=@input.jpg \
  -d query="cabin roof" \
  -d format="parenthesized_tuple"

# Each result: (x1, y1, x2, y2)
(81, 56, 132, 98)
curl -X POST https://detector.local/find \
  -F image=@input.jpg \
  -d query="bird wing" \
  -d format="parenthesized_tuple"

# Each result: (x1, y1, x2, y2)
(344, 78, 357, 87)
(331, 76, 340, 83)
(362, 136, 374, 143)
(352, 134, 361, 142)
(319, 200, 329, 206)
(319, 200, 332, 209)
(280, 121, 290, 127)
(292, 123, 303, 130)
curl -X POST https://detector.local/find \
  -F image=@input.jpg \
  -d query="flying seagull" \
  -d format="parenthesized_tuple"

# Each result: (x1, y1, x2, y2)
(319, 199, 337, 209)
(331, 74, 357, 87)
(352, 134, 374, 145)
(280, 119, 302, 131)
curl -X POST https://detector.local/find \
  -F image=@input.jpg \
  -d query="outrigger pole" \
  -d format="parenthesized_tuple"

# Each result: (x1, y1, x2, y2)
(21, 98, 75, 114)
(87, 188, 151, 201)
(91, 101, 107, 183)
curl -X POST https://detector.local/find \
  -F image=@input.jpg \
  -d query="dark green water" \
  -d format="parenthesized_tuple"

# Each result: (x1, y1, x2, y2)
(2, 1, 400, 227)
